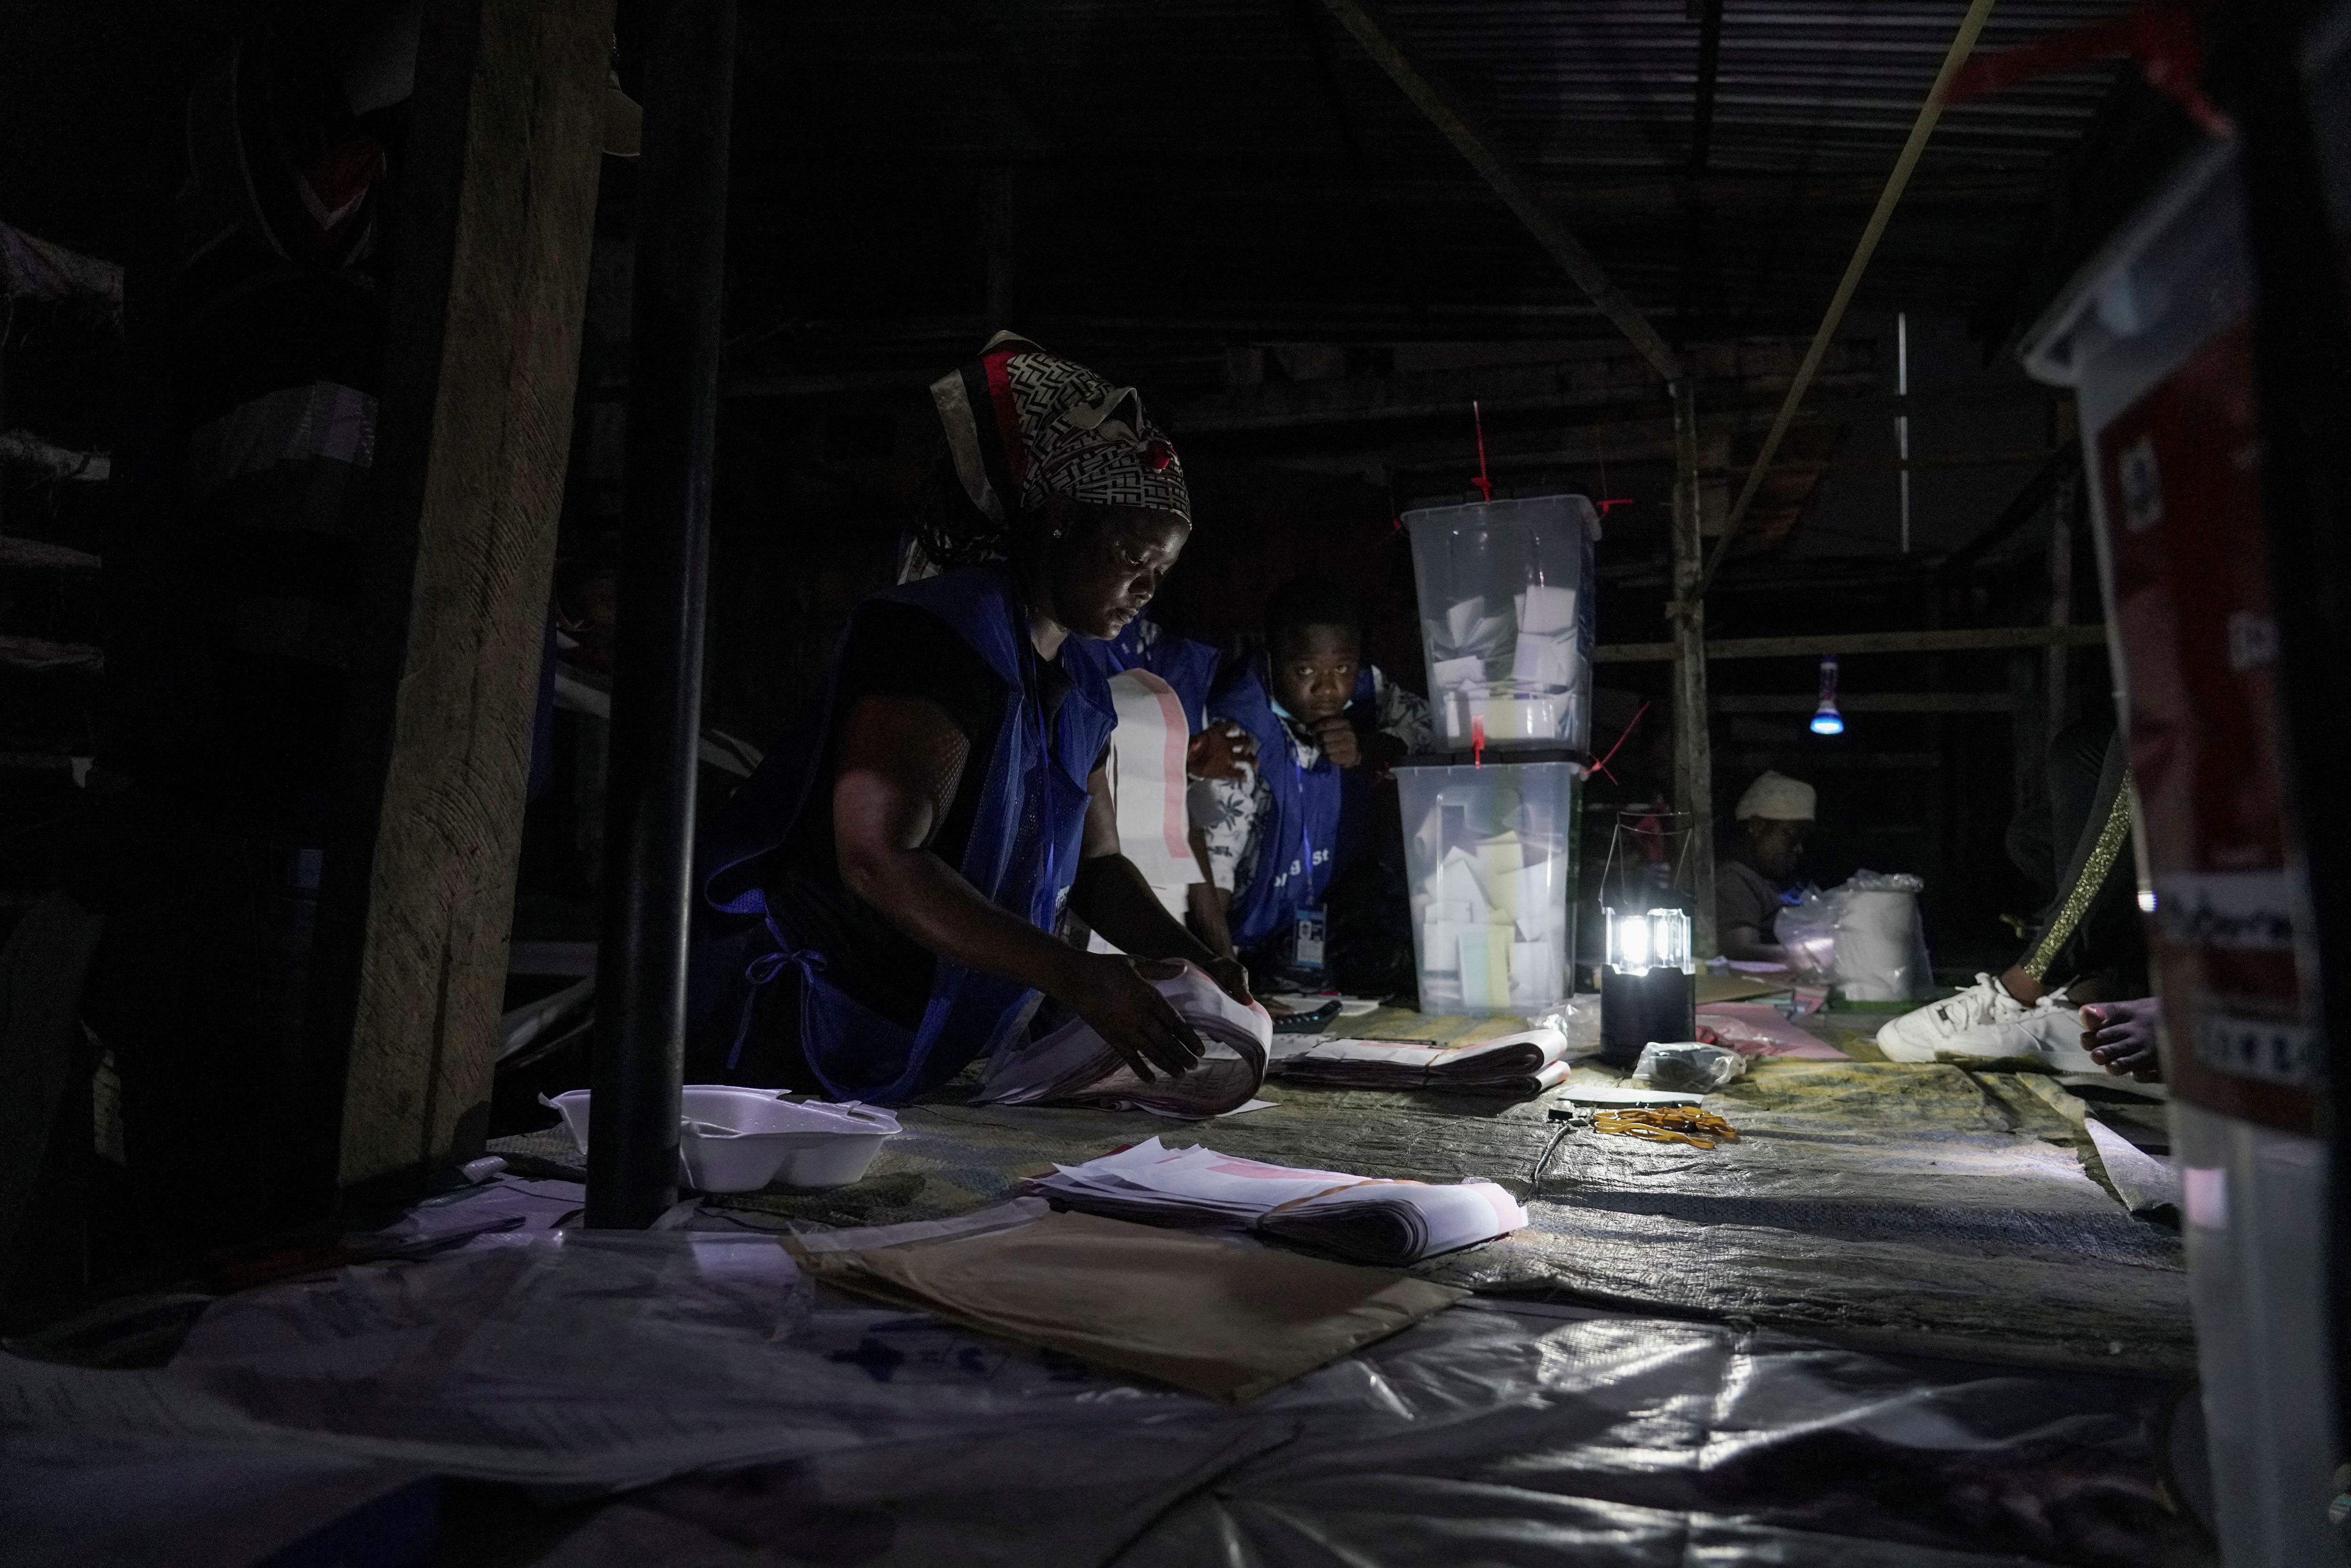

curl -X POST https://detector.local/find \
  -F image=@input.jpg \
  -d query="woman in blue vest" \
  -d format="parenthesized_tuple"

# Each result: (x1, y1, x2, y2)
(690, 334, 1250, 1103)
(1198, 576, 1433, 978)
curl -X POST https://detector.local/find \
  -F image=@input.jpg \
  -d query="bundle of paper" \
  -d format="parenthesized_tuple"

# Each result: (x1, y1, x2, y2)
(1103, 668, 1202, 917)
(976, 962, 1271, 1118)
(1028, 1137, 1528, 1267)
(1272, 1027, 1572, 1096)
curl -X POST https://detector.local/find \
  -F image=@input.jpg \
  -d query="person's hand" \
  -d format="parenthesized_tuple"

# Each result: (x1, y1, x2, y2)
(1201, 953, 1254, 1010)
(1309, 714, 1361, 768)
(1187, 723, 1256, 781)
(1055, 953, 1205, 1081)
(2082, 998, 2162, 1079)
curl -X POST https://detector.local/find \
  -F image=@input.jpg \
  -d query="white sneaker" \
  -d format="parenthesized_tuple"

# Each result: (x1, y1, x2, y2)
(1876, 973, 2034, 1062)
(1930, 999, 2095, 1071)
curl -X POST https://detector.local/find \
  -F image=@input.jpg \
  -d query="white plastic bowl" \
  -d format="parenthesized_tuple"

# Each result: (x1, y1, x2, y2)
(542, 1085, 901, 1193)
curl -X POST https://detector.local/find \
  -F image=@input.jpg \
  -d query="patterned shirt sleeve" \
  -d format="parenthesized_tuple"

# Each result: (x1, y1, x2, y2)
(1191, 767, 1270, 893)
(1370, 666, 1436, 755)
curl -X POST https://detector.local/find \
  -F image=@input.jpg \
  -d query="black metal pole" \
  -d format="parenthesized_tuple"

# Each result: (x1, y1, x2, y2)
(585, 0, 736, 1229)
(2216, 1, 2351, 1455)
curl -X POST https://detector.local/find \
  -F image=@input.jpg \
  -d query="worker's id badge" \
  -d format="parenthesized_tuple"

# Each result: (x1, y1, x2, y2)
(1294, 906, 1327, 972)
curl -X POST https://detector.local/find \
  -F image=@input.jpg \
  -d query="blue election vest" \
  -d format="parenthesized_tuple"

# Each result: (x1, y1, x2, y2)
(1207, 654, 1377, 955)
(1093, 615, 1223, 731)
(688, 568, 1116, 1103)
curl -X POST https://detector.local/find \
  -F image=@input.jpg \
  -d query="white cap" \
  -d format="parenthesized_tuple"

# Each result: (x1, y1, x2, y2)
(1736, 770, 1815, 822)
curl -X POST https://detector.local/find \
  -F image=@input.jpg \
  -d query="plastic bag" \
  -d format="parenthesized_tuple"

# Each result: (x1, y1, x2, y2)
(1631, 1040, 1747, 1092)
(1774, 871, 1933, 1002)
(1529, 994, 1602, 1059)
(1775, 886, 1839, 983)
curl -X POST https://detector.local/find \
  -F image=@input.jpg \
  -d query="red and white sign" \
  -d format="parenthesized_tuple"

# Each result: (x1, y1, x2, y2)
(2098, 322, 2320, 1133)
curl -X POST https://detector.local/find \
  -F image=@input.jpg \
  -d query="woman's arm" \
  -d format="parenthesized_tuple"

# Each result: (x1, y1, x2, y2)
(1068, 763, 1253, 1005)
(833, 694, 1204, 1079)
(1717, 926, 1789, 964)
(1183, 825, 1235, 958)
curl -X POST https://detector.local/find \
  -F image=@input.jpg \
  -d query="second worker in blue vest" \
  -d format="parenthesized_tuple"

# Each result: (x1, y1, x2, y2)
(1197, 577, 1433, 985)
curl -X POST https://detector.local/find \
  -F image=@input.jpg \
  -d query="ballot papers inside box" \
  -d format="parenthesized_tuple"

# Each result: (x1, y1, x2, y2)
(1396, 759, 1578, 1014)
(1405, 494, 1596, 756)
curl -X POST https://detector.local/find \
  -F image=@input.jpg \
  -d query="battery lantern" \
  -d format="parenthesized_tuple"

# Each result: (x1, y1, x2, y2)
(1600, 906, 1696, 1065)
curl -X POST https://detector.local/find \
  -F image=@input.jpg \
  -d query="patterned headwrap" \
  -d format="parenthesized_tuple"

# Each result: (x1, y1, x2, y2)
(929, 331, 1190, 529)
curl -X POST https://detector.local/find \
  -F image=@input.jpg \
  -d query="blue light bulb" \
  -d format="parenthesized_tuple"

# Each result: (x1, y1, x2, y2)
(1810, 654, 1843, 735)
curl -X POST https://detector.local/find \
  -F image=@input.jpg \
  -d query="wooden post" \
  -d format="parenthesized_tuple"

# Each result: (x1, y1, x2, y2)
(1668, 378, 1718, 957)
(314, 0, 614, 1192)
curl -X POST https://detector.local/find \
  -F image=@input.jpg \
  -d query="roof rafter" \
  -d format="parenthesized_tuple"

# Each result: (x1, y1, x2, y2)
(1318, 0, 1684, 382)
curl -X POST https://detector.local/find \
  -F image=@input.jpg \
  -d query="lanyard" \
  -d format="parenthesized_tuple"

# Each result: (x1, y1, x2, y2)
(1290, 724, 1318, 907)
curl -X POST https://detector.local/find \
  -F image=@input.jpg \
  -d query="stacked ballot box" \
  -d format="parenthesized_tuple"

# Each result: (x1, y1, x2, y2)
(1396, 760, 1578, 1014)
(1404, 494, 1598, 756)
(1397, 492, 1594, 1013)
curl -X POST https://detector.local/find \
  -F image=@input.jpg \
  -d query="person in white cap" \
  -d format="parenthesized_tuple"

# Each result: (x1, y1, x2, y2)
(1717, 771, 1814, 962)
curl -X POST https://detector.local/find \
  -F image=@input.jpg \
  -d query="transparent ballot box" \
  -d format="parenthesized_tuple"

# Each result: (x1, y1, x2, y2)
(1396, 759, 1578, 1014)
(1404, 493, 1599, 756)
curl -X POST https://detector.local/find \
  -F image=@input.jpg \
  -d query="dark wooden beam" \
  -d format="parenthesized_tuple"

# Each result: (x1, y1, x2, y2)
(1597, 624, 2110, 664)
(1712, 693, 2020, 714)
(1318, 0, 1682, 381)
(1689, 0, 1726, 181)
(1697, 0, 2000, 595)
(1163, 336, 1872, 434)
(1668, 377, 1717, 956)
(1673, 0, 1727, 336)
(315, 0, 614, 1191)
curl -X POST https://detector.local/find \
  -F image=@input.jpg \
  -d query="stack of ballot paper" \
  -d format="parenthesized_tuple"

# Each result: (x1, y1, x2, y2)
(1028, 1137, 1528, 1266)
(1425, 595, 1515, 687)
(1272, 1028, 1573, 1096)
(1508, 583, 1581, 690)
(1104, 668, 1204, 919)
(1415, 834, 1571, 1011)
(977, 962, 1271, 1118)
(1440, 688, 1568, 746)
(1423, 586, 1585, 749)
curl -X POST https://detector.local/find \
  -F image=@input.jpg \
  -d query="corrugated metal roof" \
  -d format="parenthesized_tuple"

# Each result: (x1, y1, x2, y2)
(728, 0, 2171, 385)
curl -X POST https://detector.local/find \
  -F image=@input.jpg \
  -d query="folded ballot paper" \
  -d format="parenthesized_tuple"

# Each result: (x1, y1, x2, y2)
(1426, 588, 1583, 747)
(976, 962, 1272, 1118)
(1028, 1137, 1528, 1267)
(1425, 596, 1514, 689)
(1273, 1028, 1573, 1096)
(1509, 583, 1581, 691)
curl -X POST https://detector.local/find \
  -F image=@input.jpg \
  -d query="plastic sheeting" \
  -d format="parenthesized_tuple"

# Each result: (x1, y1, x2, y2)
(1442, 1061, 2193, 1370)
(533, 1297, 2203, 1568)
(491, 1053, 2192, 1371)
(3, 1229, 2204, 1568)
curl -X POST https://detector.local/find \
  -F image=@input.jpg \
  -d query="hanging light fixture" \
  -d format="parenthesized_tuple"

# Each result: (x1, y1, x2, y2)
(1599, 906, 1697, 1064)
(1810, 654, 1846, 735)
